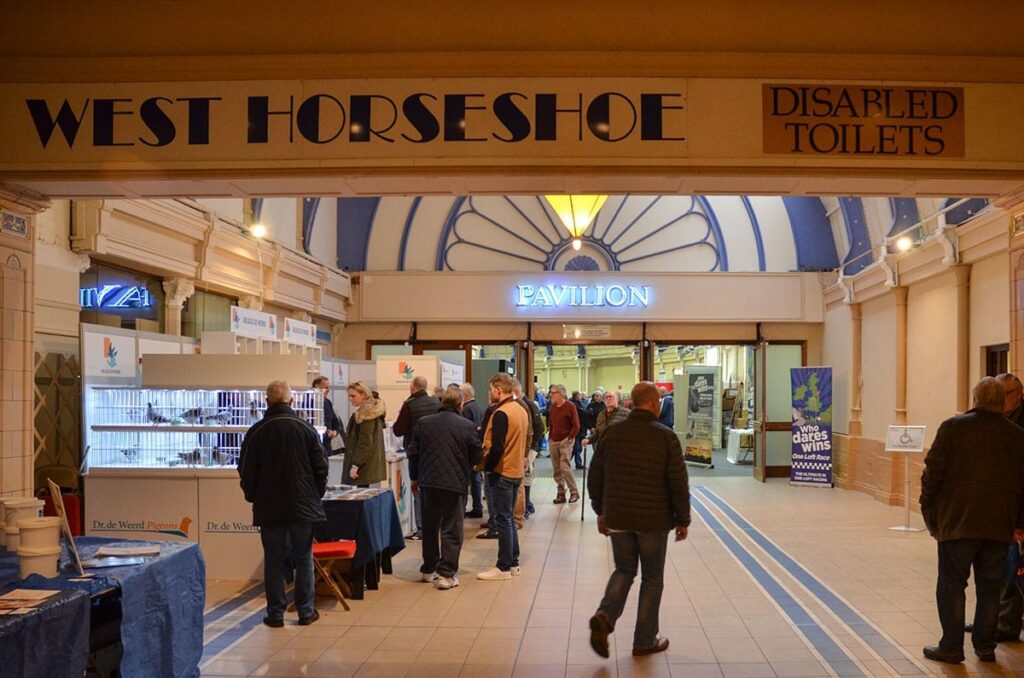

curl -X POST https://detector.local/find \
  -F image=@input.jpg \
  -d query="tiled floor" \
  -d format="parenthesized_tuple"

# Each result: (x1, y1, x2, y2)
(200, 463, 1024, 676)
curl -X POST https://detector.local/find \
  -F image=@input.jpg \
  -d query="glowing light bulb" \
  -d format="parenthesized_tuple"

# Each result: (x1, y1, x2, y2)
(896, 236, 912, 252)
(250, 223, 267, 239)
(572, 238, 582, 250)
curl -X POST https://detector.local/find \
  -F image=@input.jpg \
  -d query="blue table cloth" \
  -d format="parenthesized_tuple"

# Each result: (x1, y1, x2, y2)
(0, 536, 205, 678)
(0, 583, 90, 678)
(317, 489, 405, 570)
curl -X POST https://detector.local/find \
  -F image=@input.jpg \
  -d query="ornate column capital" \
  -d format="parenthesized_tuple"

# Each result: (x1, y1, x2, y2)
(162, 278, 196, 309)
(238, 295, 263, 311)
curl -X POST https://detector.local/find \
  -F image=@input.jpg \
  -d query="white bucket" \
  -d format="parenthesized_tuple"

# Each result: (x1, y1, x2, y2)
(5, 526, 20, 551)
(18, 545, 61, 578)
(4, 498, 44, 528)
(16, 517, 61, 550)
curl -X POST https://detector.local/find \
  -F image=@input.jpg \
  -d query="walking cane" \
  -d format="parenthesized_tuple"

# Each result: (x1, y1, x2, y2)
(581, 443, 587, 523)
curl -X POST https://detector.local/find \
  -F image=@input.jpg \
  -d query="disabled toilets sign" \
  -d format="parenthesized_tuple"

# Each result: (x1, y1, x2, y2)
(790, 366, 833, 487)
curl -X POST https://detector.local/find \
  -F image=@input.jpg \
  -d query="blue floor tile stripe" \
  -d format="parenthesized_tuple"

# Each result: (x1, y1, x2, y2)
(691, 495, 865, 677)
(204, 582, 263, 625)
(694, 486, 925, 675)
(202, 607, 266, 662)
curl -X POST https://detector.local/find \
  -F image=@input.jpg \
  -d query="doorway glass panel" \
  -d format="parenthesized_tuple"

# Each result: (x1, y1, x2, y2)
(532, 344, 639, 399)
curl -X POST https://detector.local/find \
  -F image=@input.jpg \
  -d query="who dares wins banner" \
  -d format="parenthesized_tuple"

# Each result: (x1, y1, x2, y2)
(790, 367, 833, 487)
(682, 368, 717, 468)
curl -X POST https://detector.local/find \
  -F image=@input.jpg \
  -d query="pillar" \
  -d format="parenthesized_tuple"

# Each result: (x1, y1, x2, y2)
(161, 278, 195, 337)
(894, 286, 908, 425)
(0, 188, 48, 496)
(952, 265, 971, 412)
(848, 302, 863, 436)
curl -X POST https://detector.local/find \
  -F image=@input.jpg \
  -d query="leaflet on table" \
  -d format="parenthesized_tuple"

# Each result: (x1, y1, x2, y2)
(0, 589, 60, 614)
(96, 544, 162, 557)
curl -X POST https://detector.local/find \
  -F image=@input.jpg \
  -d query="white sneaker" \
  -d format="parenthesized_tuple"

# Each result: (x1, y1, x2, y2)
(420, 572, 437, 583)
(477, 567, 512, 581)
(435, 575, 460, 590)
(510, 566, 522, 576)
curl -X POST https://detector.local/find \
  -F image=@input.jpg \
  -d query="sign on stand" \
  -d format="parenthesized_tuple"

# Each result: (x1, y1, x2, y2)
(680, 367, 717, 468)
(886, 425, 927, 532)
(283, 318, 317, 347)
(790, 367, 834, 488)
(83, 331, 137, 378)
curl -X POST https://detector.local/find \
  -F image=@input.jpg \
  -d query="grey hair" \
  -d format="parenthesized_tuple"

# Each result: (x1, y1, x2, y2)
(266, 380, 293, 405)
(973, 377, 1005, 413)
(460, 382, 475, 399)
(551, 384, 566, 397)
(442, 385, 463, 409)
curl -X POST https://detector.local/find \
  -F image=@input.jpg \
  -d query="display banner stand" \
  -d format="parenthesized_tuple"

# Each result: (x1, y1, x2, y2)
(885, 425, 927, 532)
(789, 367, 834, 488)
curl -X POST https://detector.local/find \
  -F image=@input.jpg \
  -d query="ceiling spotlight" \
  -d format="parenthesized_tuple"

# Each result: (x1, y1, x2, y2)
(572, 238, 582, 251)
(896, 236, 912, 252)
(249, 223, 267, 239)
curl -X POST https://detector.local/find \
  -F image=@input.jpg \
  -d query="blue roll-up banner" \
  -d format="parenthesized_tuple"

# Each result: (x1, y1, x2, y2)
(790, 366, 833, 487)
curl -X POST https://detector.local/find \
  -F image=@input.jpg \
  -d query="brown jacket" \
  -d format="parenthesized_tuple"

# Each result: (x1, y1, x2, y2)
(482, 396, 529, 478)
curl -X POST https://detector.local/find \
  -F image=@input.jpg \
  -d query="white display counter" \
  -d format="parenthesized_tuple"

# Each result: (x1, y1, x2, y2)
(726, 428, 755, 464)
(84, 468, 262, 580)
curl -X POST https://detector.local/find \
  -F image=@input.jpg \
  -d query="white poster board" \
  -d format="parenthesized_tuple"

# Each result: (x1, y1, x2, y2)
(229, 305, 278, 339)
(83, 331, 138, 378)
(885, 425, 927, 452)
(375, 355, 440, 389)
(198, 478, 263, 580)
(440, 360, 465, 387)
(283, 318, 317, 347)
(85, 475, 198, 543)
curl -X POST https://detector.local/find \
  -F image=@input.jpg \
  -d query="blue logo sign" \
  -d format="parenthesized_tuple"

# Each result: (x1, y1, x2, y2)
(80, 284, 153, 310)
(514, 284, 651, 309)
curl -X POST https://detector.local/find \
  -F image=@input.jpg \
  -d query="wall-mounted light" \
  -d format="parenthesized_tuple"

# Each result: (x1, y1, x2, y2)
(895, 236, 912, 252)
(249, 223, 268, 239)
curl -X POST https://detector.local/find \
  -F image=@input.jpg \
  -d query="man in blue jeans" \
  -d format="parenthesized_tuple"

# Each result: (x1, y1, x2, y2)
(587, 381, 690, 658)
(239, 380, 328, 627)
(476, 373, 529, 581)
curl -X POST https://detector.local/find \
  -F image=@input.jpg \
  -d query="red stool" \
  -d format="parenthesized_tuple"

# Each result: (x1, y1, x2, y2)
(312, 540, 357, 611)
(41, 493, 82, 536)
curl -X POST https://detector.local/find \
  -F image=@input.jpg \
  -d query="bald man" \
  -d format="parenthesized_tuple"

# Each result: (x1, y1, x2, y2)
(393, 374, 441, 540)
(588, 381, 690, 659)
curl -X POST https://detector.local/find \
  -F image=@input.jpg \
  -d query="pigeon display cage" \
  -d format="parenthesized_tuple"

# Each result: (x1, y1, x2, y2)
(83, 387, 324, 469)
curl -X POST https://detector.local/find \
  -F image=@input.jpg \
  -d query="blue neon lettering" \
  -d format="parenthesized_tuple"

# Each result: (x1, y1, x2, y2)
(514, 284, 650, 309)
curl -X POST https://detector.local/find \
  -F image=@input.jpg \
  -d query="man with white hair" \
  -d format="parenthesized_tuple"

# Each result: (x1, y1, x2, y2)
(920, 377, 1024, 664)
(239, 380, 328, 628)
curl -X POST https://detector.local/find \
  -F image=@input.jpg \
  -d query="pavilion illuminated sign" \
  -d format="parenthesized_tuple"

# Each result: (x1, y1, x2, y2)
(80, 284, 154, 310)
(514, 284, 651, 308)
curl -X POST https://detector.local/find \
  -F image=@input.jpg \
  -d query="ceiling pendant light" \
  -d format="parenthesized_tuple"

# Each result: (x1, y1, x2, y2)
(544, 195, 608, 251)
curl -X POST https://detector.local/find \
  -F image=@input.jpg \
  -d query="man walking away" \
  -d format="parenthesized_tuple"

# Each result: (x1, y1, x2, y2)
(657, 387, 674, 429)
(514, 381, 545, 519)
(408, 386, 482, 590)
(920, 377, 1024, 664)
(239, 380, 328, 628)
(461, 382, 486, 519)
(392, 375, 441, 540)
(548, 385, 580, 504)
(477, 373, 529, 581)
(588, 381, 690, 659)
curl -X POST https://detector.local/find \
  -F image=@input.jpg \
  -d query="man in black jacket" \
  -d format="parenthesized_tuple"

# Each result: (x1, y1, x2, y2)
(587, 381, 689, 659)
(313, 375, 343, 457)
(920, 377, 1024, 664)
(239, 380, 328, 628)
(461, 382, 486, 519)
(392, 375, 441, 540)
(408, 386, 482, 590)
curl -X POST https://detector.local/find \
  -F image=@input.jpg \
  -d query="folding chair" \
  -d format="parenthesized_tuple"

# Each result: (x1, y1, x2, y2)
(311, 539, 356, 611)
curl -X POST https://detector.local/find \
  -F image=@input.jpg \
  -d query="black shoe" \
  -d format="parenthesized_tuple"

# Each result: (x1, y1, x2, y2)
(298, 610, 320, 626)
(465, 510, 483, 518)
(589, 612, 611, 658)
(263, 616, 284, 628)
(407, 532, 422, 541)
(977, 650, 997, 662)
(476, 531, 499, 540)
(633, 638, 670, 656)
(922, 645, 964, 664)
(964, 623, 974, 633)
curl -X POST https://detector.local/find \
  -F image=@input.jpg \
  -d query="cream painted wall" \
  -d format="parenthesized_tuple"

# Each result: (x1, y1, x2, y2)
(859, 294, 897, 441)
(969, 253, 1009, 384)
(590, 359, 640, 394)
(258, 198, 298, 250)
(194, 199, 244, 223)
(907, 272, 959, 444)
(34, 199, 85, 343)
(822, 304, 851, 435)
(309, 198, 338, 269)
